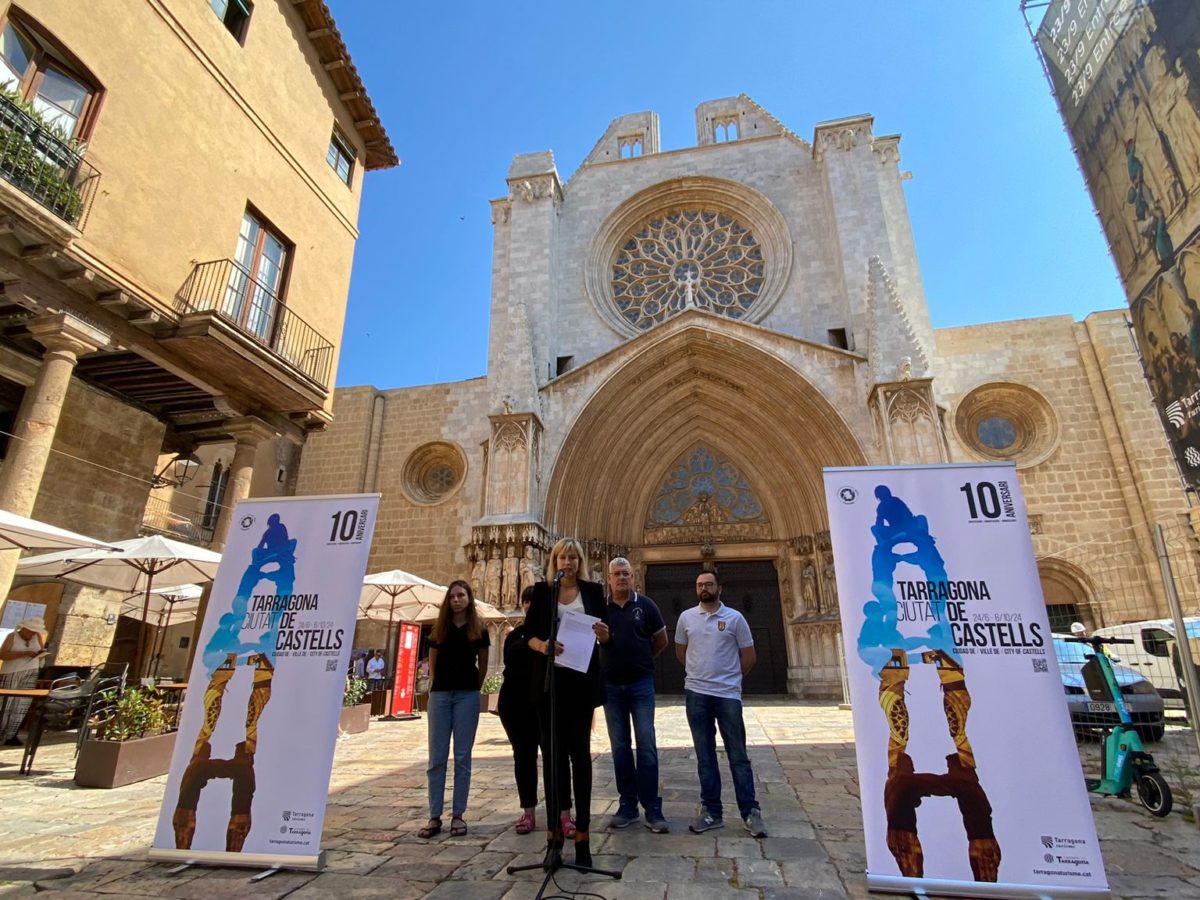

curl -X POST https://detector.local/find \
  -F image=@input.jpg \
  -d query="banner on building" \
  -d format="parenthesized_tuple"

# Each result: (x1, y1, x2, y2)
(390, 622, 421, 717)
(1031, 0, 1200, 486)
(150, 493, 379, 871)
(823, 464, 1108, 898)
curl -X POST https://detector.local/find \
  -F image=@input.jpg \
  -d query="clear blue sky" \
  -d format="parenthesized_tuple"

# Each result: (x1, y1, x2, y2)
(327, 1, 1123, 390)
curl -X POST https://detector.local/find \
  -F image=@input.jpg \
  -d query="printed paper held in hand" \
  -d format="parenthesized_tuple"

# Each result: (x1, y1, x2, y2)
(554, 609, 599, 673)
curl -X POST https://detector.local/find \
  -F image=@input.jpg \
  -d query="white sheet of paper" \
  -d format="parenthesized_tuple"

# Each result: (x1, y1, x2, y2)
(554, 609, 599, 674)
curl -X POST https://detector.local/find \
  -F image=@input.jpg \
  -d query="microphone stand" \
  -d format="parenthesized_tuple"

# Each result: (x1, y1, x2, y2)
(507, 573, 621, 897)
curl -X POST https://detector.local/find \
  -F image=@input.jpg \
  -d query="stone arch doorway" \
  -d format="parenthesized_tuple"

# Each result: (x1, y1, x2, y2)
(544, 322, 869, 695)
(1037, 557, 1098, 632)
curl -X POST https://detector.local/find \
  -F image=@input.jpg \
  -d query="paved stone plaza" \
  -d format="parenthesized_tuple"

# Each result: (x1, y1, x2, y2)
(1, 700, 1198, 899)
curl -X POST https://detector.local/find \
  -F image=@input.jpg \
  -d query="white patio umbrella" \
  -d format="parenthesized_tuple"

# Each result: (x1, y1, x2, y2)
(19, 535, 221, 677)
(120, 584, 203, 676)
(409, 597, 507, 624)
(0, 508, 119, 552)
(358, 569, 446, 672)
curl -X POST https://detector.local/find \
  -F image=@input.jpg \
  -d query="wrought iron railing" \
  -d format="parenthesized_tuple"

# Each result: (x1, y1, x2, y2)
(174, 258, 334, 387)
(140, 494, 214, 547)
(0, 93, 100, 228)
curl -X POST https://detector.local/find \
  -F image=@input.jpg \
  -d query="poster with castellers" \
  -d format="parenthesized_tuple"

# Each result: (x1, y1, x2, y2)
(823, 464, 1108, 898)
(150, 494, 379, 871)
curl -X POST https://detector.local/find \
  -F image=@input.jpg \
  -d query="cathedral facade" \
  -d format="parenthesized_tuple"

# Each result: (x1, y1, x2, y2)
(296, 97, 1189, 698)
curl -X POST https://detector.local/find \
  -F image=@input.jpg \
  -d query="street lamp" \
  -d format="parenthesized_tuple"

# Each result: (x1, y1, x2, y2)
(150, 451, 202, 489)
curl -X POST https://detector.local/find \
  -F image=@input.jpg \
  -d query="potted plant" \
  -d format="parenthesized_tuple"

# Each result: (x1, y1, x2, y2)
(75, 687, 177, 789)
(339, 676, 371, 734)
(480, 671, 503, 715)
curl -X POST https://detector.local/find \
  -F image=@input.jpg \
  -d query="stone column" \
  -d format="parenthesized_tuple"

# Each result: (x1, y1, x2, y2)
(0, 313, 106, 605)
(210, 417, 276, 551)
(186, 417, 275, 672)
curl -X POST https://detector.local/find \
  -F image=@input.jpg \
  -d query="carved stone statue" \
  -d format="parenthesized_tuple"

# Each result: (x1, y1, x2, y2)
(822, 557, 838, 611)
(801, 559, 817, 613)
(470, 551, 486, 596)
(519, 545, 541, 596)
(502, 548, 519, 611)
(484, 546, 502, 606)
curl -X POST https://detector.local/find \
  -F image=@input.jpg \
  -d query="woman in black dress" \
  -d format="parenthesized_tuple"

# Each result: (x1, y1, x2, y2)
(525, 537, 606, 867)
(499, 586, 572, 835)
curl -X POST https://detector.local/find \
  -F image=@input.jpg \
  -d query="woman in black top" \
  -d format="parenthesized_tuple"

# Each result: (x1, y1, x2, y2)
(418, 580, 490, 839)
(499, 587, 549, 834)
(525, 538, 607, 867)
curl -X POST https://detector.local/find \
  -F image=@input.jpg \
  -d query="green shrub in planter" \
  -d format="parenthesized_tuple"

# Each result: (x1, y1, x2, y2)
(343, 676, 369, 708)
(92, 688, 170, 742)
(480, 672, 503, 695)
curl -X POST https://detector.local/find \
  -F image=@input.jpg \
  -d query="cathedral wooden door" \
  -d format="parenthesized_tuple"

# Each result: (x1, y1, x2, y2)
(646, 560, 788, 695)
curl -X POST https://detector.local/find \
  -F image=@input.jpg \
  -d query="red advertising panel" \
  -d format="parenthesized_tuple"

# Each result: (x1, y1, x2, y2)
(391, 622, 421, 716)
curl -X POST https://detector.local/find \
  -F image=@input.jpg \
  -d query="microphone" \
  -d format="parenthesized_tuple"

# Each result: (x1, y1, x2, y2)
(554, 569, 566, 582)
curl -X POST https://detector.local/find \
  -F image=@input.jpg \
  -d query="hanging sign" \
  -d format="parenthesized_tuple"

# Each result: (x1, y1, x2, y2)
(150, 493, 379, 871)
(824, 464, 1108, 898)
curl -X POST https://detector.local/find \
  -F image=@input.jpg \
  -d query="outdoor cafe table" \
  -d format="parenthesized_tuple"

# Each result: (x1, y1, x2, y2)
(0, 687, 50, 775)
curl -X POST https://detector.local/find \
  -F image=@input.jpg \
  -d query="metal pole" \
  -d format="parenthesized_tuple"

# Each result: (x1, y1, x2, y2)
(1152, 524, 1200, 762)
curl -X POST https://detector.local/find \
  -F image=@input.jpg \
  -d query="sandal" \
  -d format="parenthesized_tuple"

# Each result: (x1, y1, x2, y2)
(450, 815, 468, 837)
(417, 817, 442, 839)
(515, 811, 535, 835)
(560, 811, 576, 839)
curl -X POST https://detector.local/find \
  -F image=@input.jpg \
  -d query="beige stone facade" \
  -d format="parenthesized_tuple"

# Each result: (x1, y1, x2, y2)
(297, 96, 1190, 697)
(0, 0, 395, 668)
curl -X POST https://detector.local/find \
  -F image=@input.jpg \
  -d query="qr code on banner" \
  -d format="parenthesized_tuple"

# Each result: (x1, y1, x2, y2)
(325, 659, 338, 672)
(1032, 657, 1048, 673)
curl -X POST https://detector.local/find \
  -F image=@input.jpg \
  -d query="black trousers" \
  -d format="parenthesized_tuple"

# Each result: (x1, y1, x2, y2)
(498, 705, 541, 810)
(537, 694, 593, 834)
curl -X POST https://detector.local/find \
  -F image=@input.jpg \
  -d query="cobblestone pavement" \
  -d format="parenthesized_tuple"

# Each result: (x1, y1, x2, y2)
(1, 700, 1198, 899)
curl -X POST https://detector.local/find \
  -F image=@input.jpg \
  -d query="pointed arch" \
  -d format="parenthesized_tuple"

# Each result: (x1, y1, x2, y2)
(544, 324, 868, 545)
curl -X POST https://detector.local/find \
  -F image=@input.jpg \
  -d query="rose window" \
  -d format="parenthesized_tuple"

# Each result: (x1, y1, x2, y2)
(611, 209, 765, 331)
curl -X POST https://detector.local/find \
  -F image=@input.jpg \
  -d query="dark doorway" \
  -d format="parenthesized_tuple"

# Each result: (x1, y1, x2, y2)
(645, 560, 788, 695)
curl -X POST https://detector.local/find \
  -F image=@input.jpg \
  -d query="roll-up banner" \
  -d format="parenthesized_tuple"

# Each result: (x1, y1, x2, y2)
(150, 493, 380, 872)
(823, 464, 1109, 899)
(390, 622, 421, 718)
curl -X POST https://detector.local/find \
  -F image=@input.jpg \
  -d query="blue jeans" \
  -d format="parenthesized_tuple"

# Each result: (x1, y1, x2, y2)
(684, 690, 758, 820)
(603, 676, 661, 817)
(426, 690, 481, 818)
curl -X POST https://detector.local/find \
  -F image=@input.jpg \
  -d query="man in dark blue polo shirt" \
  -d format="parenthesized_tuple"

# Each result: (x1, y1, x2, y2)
(594, 557, 669, 833)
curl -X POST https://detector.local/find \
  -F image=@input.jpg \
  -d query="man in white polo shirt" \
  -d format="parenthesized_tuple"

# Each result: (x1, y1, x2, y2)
(674, 568, 767, 838)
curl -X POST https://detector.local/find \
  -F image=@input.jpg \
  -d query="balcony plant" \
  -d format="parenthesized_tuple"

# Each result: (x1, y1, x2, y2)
(75, 687, 178, 789)
(339, 675, 371, 735)
(0, 86, 87, 223)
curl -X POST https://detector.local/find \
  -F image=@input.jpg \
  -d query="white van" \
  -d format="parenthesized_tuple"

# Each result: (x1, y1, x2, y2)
(1092, 617, 1200, 709)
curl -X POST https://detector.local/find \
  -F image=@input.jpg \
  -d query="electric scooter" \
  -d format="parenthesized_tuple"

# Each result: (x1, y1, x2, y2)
(1066, 634, 1173, 817)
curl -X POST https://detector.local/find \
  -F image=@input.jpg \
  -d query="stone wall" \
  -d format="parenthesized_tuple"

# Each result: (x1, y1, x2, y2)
(296, 377, 491, 584)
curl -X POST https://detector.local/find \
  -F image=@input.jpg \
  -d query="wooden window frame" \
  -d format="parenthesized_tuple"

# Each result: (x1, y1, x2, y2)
(327, 125, 355, 186)
(211, 0, 254, 45)
(233, 205, 294, 341)
(0, 10, 103, 142)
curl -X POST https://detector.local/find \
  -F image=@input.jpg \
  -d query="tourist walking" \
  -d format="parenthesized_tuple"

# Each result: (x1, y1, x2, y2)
(0, 616, 46, 746)
(675, 569, 767, 837)
(594, 557, 669, 832)
(525, 537, 607, 867)
(419, 580, 490, 838)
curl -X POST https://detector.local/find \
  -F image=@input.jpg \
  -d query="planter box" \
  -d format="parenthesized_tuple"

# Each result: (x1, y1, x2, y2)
(480, 693, 500, 716)
(75, 731, 177, 789)
(340, 703, 371, 734)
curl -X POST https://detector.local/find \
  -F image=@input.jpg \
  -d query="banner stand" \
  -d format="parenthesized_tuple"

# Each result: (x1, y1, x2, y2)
(868, 874, 1107, 898)
(147, 847, 325, 873)
(150, 494, 379, 876)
